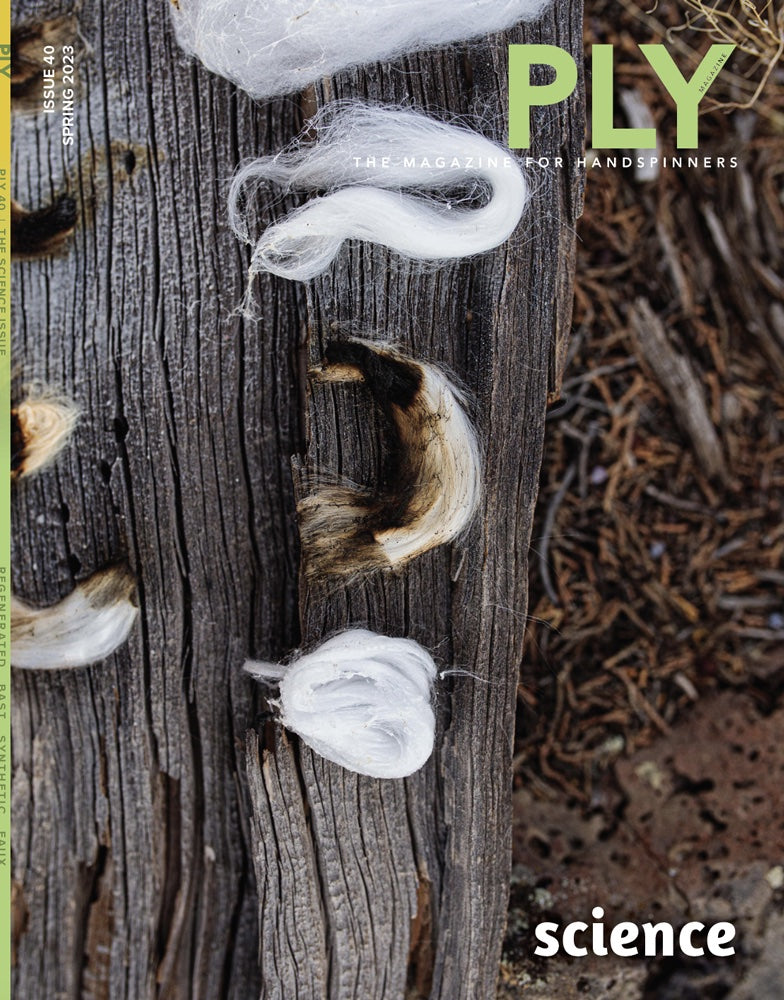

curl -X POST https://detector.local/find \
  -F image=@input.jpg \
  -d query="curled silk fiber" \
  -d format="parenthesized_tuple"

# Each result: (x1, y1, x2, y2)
(11, 565, 139, 669)
(227, 103, 530, 282)
(171, 0, 552, 100)
(244, 629, 437, 778)
(300, 339, 482, 577)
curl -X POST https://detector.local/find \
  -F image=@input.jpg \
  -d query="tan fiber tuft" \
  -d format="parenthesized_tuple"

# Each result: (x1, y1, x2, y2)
(12, 387, 79, 480)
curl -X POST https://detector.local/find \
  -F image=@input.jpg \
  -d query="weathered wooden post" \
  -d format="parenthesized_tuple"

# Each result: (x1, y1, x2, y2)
(11, 0, 583, 996)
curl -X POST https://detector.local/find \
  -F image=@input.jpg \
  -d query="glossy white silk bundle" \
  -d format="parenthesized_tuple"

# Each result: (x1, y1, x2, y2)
(244, 629, 437, 778)
(228, 103, 530, 282)
(172, 0, 552, 99)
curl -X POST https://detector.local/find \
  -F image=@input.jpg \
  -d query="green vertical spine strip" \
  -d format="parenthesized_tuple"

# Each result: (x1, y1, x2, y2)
(0, 6, 11, 999)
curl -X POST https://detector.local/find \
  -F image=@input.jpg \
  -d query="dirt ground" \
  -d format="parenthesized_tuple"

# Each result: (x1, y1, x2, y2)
(503, 2, 784, 995)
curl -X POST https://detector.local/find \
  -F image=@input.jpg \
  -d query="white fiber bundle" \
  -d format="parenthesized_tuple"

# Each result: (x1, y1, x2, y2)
(300, 339, 482, 576)
(172, 0, 552, 100)
(11, 565, 139, 669)
(244, 629, 437, 778)
(228, 103, 530, 282)
(12, 387, 79, 480)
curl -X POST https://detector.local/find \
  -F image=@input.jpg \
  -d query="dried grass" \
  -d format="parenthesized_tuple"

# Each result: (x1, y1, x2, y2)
(669, 0, 784, 110)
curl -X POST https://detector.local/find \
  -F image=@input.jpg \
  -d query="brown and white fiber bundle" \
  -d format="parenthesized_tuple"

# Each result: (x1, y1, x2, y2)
(300, 339, 482, 577)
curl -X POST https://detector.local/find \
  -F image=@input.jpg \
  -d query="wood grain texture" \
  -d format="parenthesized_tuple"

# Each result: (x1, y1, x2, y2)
(10, 0, 583, 997)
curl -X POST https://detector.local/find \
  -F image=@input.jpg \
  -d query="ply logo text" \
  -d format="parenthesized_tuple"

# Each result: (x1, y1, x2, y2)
(509, 43, 735, 149)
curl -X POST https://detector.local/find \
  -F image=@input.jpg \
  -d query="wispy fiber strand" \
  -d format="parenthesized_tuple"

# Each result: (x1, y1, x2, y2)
(228, 103, 530, 283)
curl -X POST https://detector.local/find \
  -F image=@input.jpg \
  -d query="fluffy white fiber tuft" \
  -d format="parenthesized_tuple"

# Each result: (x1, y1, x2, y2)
(228, 103, 530, 282)
(12, 386, 79, 480)
(299, 339, 482, 576)
(11, 565, 139, 670)
(245, 629, 437, 778)
(172, 0, 552, 99)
